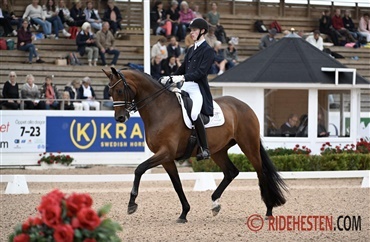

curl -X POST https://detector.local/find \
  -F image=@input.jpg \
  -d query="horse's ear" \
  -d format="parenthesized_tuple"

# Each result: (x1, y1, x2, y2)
(102, 69, 111, 78)
(111, 67, 118, 76)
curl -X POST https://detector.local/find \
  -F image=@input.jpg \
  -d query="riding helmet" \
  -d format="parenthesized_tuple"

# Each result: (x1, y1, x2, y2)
(189, 18, 209, 34)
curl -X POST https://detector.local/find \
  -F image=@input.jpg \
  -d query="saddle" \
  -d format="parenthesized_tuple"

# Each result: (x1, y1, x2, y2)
(181, 91, 210, 125)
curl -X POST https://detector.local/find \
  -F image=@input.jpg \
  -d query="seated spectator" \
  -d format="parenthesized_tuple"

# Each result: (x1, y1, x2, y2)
(0, 7, 17, 36)
(151, 55, 163, 80)
(179, 1, 195, 41)
(280, 114, 299, 137)
(2, 71, 20, 110)
(64, 79, 83, 110)
(166, 1, 180, 39)
(358, 13, 370, 43)
(21, 74, 45, 110)
(40, 75, 59, 110)
(62, 91, 74, 110)
(69, 0, 85, 27)
(76, 22, 99, 66)
(150, 1, 171, 37)
(224, 40, 238, 68)
(205, 26, 217, 48)
(209, 41, 227, 75)
(319, 10, 339, 46)
(296, 114, 308, 137)
(151, 36, 168, 62)
(259, 28, 277, 50)
(43, 0, 71, 39)
(162, 55, 181, 76)
(96, 21, 120, 67)
(17, 19, 45, 64)
(23, 0, 52, 37)
(343, 10, 362, 40)
(84, 0, 102, 31)
(306, 30, 324, 51)
(103, 85, 113, 109)
(318, 113, 329, 137)
(56, 0, 74, 27)
(167, 35, 181, 60)
(79, 76, 100, 110)
(207, 2, 227, 43)
(102, 0, 122, 35)
(332, 9, 356, 43)
(2, 0, 22, 31)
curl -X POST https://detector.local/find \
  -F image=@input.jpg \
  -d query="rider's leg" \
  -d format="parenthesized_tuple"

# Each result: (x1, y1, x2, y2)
(193, 116, 210, 160)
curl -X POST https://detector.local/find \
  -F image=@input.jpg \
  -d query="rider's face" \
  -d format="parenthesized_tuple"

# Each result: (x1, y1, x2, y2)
(190, 28, 201, 41)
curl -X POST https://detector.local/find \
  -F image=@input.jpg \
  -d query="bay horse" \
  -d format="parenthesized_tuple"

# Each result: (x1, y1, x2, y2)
(103, 68, 287, 223)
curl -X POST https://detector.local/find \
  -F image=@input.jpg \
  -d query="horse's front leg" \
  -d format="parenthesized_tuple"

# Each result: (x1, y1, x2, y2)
(128, 154, 166, 214)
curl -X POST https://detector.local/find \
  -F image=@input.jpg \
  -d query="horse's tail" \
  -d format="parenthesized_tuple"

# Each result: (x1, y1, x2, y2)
(259, 140, 287, 208)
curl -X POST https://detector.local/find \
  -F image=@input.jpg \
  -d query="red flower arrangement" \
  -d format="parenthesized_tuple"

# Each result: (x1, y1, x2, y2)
(38, 152, 74, 166)
(9, 189, 122, 242)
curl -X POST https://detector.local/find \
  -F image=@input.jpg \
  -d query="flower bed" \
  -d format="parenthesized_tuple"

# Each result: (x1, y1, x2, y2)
(38, 152, 74, 166)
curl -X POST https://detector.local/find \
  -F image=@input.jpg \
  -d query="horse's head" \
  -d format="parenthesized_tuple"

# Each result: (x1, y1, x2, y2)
(102, 67, 137, 123)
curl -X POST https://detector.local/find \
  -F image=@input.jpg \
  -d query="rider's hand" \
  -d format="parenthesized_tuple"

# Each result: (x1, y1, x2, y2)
(171, 75, 185, 83)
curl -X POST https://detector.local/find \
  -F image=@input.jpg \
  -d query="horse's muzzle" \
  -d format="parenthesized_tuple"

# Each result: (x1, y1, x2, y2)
(115, 112, 130, 123)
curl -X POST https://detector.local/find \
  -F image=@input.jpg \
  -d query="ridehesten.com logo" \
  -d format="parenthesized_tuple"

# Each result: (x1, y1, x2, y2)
(246, 214, 361, 232)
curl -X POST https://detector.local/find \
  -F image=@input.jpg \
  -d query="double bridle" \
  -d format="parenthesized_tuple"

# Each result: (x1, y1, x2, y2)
(108, 70, 170, 113)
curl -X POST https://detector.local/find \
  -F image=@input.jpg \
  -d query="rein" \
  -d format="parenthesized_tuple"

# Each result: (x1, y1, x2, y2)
(108, 70, 170, 113)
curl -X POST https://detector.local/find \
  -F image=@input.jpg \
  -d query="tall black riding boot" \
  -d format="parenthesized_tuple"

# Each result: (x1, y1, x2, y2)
(194, 117, 210, 161)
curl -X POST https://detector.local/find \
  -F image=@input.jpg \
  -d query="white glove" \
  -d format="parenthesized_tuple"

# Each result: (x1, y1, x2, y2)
(170, 75, 185, 83)
(160, 76, 171, 85)
(160, 75, 184, 85)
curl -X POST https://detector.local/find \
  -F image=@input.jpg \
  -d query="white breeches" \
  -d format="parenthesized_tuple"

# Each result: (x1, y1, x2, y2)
(73, 102, 83, 111)
(182, 81, 203, 121)
(359, 31, 370, 42)
(82, 100, 100, 111)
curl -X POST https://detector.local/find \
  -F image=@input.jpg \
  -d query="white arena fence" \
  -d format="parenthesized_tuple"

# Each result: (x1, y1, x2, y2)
(1, 170, 369, 194)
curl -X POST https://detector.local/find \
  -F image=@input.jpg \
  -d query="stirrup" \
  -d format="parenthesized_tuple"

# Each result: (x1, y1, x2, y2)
(196, 149, 210, 161)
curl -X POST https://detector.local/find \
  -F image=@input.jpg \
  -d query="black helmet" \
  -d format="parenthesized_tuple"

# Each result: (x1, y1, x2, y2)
(189, 18, 209, 34)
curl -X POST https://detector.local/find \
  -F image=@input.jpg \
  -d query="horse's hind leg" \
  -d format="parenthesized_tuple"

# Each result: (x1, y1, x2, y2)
(210, 148, 240, 216)
(162, 161, 190, 223)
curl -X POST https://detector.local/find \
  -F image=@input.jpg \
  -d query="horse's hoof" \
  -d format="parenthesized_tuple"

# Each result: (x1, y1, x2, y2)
(127, 203, 138, 214)
(211, 204, 221, 216)
(176, 217, 188, 223)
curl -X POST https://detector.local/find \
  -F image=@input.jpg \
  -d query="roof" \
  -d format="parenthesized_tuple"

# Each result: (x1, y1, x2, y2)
(211, 33, 370, 85)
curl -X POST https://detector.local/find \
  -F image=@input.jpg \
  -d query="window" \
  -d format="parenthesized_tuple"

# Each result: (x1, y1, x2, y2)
(264, 89, 308, 137)
(319, 90, 351, 138)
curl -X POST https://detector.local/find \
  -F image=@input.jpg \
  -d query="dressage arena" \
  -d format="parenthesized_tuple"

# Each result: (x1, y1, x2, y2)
(1, 165, 369, 242)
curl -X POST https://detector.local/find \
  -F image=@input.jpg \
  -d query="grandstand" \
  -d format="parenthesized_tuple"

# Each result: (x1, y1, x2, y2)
(0, 0, 369, 105)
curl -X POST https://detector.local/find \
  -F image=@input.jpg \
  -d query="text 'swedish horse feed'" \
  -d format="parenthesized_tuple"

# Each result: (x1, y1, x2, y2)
(103, 68, 287, 223)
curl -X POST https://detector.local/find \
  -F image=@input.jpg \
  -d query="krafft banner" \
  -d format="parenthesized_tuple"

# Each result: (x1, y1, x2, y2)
(46, 117, 145, 152)
(0, 115, 47, 153)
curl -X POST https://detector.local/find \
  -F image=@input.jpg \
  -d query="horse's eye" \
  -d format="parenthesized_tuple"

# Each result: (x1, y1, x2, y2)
(117, 89, 123, 95)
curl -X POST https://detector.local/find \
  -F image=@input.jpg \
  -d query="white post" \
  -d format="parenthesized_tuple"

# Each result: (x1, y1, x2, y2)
(193, 173, 217, 191)
(350, 89, 360, 140)
(5, 175, 29, 194)
(308, 89, 318, 146)
(143, 0, 151, 75)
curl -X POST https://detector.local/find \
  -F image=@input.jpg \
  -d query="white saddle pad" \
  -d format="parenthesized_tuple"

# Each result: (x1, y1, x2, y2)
(180, 97, 225, 129)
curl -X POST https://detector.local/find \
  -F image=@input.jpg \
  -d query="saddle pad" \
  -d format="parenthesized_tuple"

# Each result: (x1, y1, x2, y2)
(180, 98, 225, 129)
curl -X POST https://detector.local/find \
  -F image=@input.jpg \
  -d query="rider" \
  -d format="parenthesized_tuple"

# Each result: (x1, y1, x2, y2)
(162, 18, 215, 160)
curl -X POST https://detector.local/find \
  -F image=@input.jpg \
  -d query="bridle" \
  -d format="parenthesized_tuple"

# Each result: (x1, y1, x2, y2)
(108, 70, 170, 113)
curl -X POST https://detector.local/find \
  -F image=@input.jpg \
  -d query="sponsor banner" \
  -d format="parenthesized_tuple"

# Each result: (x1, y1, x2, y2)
(0, 115, 47, 152)
(46, 117, 145, 152)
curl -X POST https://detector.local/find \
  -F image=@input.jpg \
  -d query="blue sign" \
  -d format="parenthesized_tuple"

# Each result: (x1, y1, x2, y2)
(46, 117, 145, 152)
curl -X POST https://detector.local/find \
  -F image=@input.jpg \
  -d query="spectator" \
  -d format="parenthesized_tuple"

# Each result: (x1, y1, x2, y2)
(358, 13, 370, 43)
(150, 1, 171, 37)
(0, 6, 17, 36)
(69, 0, 85, 27)
(96, 21, 120, 67)
(342, 10, 361, 40)
(280, 114, 299, 137)
(166, 0, 180, 39)
(76, 22, 99, 66)
(319, 10, 339, 46)
(179, 1, 195, 41)
(192, 5, 203, 19)
(21, 74, 45, 110)
(43, 0, 71, 39)
(209, 40, 227, 75)
(56, 0, 74, 27)
(23, 0, 52, 37)
(332, 9, 356, 43)
(2, 0, 22, 30)
(205, 26, 217, 48)
(64, 79, 83, 110)
(306, 30, 324, 51)
(84, 0, 102, 31)
(40, 75, 59, 110)
(103, 85, 113, 109)
(167, 35, 181, 60)
(17, 19, 45, 64)
(151, 36, 168, 62)
(318, 113, 329, 137)
(162, 55, 181, 76)
(259, 28, 277, 50)
(224, 40, 238, 68)
(151, 55, 163, 80)
(102, 0, 122, 35)
(2, 71, 20, 110)
(61, 91, 74, 110)
(79, 76, 100, 110)
(206, 2, 220, 27)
